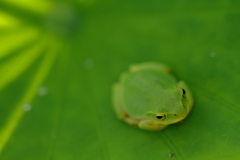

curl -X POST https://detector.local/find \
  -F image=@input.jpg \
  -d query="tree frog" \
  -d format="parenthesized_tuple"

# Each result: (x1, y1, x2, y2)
(112, 62, 193, 131)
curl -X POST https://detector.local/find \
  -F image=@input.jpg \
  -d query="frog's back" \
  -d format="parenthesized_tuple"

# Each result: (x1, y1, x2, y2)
(122, 69, 177, 118)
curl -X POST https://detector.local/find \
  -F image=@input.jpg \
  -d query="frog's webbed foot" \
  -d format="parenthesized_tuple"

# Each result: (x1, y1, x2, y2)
(138, 119, 168, 131)
(129, 62, 170, 73)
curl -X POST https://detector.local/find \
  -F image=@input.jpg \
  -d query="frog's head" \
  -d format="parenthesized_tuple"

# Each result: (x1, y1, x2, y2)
(147, 82, 193, 125)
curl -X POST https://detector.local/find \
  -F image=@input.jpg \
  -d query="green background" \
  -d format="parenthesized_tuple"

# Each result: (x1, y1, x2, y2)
(0, 0, 240, 159)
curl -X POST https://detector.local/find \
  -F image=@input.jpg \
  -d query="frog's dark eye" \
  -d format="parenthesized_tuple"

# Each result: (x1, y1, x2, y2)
(156, 116, 163, 119)
(182, 89, 186, 98)
(155, 114, 166, 120)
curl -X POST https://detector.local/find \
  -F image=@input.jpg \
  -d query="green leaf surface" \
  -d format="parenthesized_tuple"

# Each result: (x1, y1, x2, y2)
(0, 0, 240, 159)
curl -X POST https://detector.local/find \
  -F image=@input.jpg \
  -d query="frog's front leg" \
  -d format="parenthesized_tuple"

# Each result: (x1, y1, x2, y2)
(138, 119, 168, 131)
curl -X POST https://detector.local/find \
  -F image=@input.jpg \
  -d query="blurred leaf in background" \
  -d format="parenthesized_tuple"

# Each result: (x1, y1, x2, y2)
(0, 0, 240, 160)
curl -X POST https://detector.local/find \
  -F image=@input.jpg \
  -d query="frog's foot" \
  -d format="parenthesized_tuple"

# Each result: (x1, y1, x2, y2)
(122, 112, 140, 126)
(138, 119, 168, 131)
(129, 62, 170, 73)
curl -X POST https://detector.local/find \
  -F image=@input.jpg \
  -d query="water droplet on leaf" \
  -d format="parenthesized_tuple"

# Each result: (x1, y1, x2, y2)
(22, 103, 32, 112)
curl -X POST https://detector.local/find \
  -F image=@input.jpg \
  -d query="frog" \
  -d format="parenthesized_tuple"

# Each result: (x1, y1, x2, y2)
(112, 62, 193, 131)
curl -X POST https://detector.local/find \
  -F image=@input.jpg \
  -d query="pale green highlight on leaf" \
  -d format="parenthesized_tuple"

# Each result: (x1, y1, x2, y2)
(0, 11, 20, 28)
(0, 43, 59, 153)
(0, 27, 40, 59)
(1, 0, 52, 15)
(0, 39, 46, 90)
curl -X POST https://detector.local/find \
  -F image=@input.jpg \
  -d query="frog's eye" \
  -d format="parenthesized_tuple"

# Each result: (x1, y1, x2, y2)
(182, 89, 186, 98)
(156, 116, 163, 119)
(155, 114, 166, 120)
